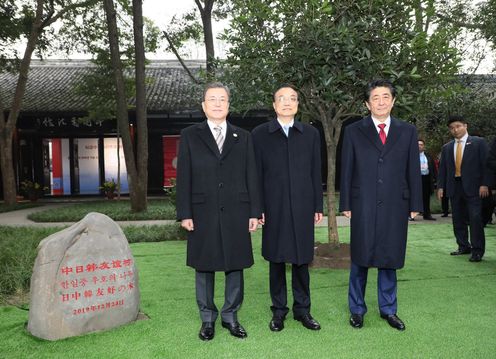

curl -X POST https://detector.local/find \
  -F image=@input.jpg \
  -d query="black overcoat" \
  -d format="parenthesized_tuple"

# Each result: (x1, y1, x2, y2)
(339, 116, 422, 269)
(252, 119, 323, 265)
(176, 121, 261, 271)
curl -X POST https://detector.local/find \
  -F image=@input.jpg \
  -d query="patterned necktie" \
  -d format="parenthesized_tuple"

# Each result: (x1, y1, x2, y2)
(378, 123, 387, 145)
(455, 140, 462, 177)
(213, 126, 224, 153)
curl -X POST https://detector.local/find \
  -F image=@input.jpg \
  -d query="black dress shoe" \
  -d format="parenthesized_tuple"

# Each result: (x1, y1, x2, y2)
(469, 254, 482, 262)
(423, 216, 436, 221)
(269, 316, 284, 332)
(450, 249, 471, 255)
(380, 314, 405, 331)
(221, 321, 247, 338)
(199, 322, 215, 341)
(441, 213, 449, 217)
(349, 313, 363, 328)
(295, 313, 321, 330)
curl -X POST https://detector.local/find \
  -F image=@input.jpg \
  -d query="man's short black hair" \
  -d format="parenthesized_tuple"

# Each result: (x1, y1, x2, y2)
(365, 79, 397, 102)
(203, 82, 231, 101)
(273, 83, 299, 102)
(447, 114, 467, 126)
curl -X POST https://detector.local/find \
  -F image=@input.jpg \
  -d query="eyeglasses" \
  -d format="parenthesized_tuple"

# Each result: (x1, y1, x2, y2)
(276, 96, 298, 103)
(205, 97, 228, 104)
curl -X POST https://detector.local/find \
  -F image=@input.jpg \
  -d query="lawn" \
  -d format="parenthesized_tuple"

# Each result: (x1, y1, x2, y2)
(27, 199, 176, 222)
(0, 224, 495, 358)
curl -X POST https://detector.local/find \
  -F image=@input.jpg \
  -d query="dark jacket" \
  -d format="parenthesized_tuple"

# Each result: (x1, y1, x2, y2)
(422, 152, 437, 193)
(339, 116, 422, 269)
(438, 135, 491, 197)
(176, 121, 261, 271)
(252, 119, 323, 265)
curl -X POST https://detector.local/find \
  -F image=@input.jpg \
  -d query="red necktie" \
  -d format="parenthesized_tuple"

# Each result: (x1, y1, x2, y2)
(378, 123, 387, 145)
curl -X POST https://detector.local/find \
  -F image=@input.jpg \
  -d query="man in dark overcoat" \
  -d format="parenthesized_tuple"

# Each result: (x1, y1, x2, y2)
(176, 82, 260, 341)
(418, 139, 437, 220)
(252, 84, 323, 332)
(339, 79, 422, 331)
(437, 115, 490, 262)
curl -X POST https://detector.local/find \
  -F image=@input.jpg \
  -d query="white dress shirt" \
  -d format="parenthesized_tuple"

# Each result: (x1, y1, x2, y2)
(207, 119, 227, 140)
(371, 116, 391, 136)
(453, 132, 469, 160)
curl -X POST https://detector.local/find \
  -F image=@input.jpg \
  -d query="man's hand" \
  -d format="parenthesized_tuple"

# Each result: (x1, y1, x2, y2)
(480, 186, 489, 198)
(343, 211, 351, 218)
(437, 188, 443, 201)
(258, 213, 265, 225)
(181, 219, 194, 231)
(314, 213, 323, 224)
(249, 218, 258, 232)
(410, 212, 419, 219)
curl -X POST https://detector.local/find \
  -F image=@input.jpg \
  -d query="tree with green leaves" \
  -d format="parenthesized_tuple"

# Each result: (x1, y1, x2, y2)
(163, 0, 230, 81)
(221, 0, 465, 246)
(0, 0, 97, 205)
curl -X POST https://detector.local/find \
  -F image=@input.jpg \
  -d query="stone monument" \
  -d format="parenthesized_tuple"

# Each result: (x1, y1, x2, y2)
(27, 212, 140, 340)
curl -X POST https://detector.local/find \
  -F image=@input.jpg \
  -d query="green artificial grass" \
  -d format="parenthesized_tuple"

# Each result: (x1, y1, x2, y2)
(1, 224, 495, 358)
(0, 225, 185, 300)
(27, 199, 176, 222)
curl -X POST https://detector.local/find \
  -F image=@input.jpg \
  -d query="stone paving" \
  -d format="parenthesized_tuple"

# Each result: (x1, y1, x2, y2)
(0, 201, 453, 228)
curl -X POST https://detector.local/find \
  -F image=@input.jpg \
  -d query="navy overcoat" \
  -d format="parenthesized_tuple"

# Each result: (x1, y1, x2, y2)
(252, 119, 323, 265)
(339, 116, 422, 269)
(176, 121, 261, 271)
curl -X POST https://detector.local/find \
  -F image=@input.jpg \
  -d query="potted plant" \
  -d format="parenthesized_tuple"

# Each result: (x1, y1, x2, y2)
(100, 179, 118, 199)
(20, 180, 47, 202)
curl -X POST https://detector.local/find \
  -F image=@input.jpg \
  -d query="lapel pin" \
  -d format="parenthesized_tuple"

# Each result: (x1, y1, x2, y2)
(233, 133, 238, 137)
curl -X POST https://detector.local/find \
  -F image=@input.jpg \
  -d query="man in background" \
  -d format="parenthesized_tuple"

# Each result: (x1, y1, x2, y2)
(418, 139, 437, 221)
(437, 115, 490, 262)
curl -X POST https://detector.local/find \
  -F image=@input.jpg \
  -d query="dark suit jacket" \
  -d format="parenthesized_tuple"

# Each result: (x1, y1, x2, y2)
(422, 152, 437, 193)
(176, 120, 261, 271)
(339, 116, 422, 269)
(252, 119, 323, 265)
(438, 136, 490, 197)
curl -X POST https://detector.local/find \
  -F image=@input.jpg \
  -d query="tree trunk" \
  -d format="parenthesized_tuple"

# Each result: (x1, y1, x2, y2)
(197, 0, 215, 76)
(321, 119, 341, 247)
(0, 0, 44, 204)
(103, 0, 141, 210)
(132, 0, 148, 212)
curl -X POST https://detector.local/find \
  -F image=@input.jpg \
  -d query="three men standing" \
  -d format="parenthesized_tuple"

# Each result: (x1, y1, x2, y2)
(339, 79, 422, 331)
(252, 85, 323, 332)
(176, 82, 260, 341)
(437, 115, 490, 262)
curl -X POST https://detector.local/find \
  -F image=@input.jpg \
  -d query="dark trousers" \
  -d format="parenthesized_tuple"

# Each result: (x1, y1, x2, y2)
(269, 262, 310, 319)
(442, 195, 450, 215)
(348, 262, 397, 316)
(195, 270, 243, 323)
(421, 175, 432, 218)
(451, 179, 485, 256)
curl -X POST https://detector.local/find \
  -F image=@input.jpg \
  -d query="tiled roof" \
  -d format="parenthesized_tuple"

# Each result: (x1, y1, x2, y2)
(0, 59, 203, 113)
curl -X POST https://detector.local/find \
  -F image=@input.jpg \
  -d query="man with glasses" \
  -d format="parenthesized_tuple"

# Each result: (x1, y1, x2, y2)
(252, 84, 323, 332)
(176, 82, 260, 341)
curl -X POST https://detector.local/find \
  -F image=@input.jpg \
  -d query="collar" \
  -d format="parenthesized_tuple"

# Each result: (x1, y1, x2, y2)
(371, 115, 391, 129)
(277, 118, 294, 128)
(268, 118, 304, 133)
(207, 119, 227, 132)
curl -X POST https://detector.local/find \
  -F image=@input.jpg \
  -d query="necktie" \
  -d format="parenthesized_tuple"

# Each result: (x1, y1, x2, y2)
(378, 123, 387, 145)
(213, 126, 224, 153)
(455, 140, 462, 177)
(283, 125, 290, 137)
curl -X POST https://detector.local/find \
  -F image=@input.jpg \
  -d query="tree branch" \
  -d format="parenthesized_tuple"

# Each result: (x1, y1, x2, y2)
(162, 30, 201, 84)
